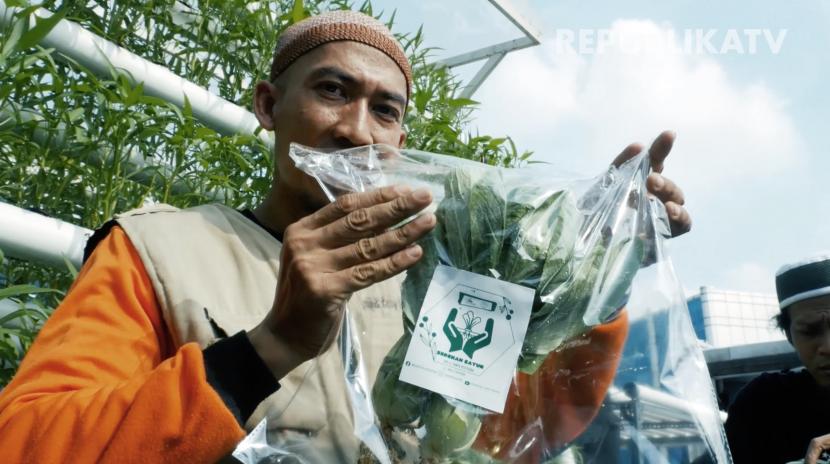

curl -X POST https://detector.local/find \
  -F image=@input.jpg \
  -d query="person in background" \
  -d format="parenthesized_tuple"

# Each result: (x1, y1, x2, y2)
(0, 10, 692, 463)
(726, 254, 830, 464)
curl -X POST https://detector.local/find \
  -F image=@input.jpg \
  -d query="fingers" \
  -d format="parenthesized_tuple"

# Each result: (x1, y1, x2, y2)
(319, 187, 433, 247)
(332, 213, 436, 267)
(647, 171, 691, 237)
(647, 130, 676, 173)
(665, 201, 692, 237)
(334, 244, 425, 294)
(302, 185, 410, 229)
(647, 173, 684, 205)
(611, 142, 644, 168)
(805, 434, 830, 464)
(612, 130, 675, 171)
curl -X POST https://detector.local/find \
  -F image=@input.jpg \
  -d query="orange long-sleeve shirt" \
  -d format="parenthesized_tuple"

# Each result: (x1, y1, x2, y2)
(0, 226, 245, 463)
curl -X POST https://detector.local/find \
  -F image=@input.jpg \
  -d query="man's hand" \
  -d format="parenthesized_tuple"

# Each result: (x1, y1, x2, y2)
(805, 434, 830, 464)
(248, 185, 436, 379)
(612, 130, 691, 237)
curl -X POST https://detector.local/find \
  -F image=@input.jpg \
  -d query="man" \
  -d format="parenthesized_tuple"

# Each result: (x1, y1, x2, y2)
(0, 10, 691, 463)
(726, 254, 830, 464)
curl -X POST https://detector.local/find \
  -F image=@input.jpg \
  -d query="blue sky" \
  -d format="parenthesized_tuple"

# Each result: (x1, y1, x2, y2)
(374, 0, 830, 296)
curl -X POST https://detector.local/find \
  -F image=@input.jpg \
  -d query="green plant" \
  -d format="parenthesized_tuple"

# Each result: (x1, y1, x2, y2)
(0, 0, 532, 385)
(0, 248, 61, 386)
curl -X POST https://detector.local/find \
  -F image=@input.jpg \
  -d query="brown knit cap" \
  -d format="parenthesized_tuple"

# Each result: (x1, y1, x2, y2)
(270, 10, 412, 99)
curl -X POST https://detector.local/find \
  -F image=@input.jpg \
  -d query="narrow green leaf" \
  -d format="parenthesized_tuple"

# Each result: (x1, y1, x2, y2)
(0, 15, 27, 60)
(193, 126, 215, 138)
(291, 0, 305, 23)
(137, 95, 169, 107)
(0, 285, 58, 300)
(65, 108, 84, 123)
(17, 9, 66, 50)
(0, 308, 40, 326)
(61, 255, 78, 279)
(124, 82, 144, 107)
(446, 98, 478, 109)
(182, 95, 193, 118)
(486, 137, 507, 150)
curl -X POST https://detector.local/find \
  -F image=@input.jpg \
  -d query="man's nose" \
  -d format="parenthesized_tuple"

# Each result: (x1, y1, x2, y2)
(332, 101, 373, 148)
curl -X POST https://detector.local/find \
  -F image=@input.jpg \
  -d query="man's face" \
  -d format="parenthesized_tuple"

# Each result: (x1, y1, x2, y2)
(253, 41, 408, 210)
(788, 295, 830, 387)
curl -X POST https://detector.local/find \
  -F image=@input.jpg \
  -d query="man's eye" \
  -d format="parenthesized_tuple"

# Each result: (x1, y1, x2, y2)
(374, 104, 400, 121)
(798, 326, 823, 336)
(318, 82, 344, 97)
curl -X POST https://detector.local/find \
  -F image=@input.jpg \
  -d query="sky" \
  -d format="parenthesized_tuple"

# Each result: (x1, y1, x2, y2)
(373, 0, 830, 297)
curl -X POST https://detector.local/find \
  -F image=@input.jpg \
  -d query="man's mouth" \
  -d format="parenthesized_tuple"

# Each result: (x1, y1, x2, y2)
(816, 364, 830, 374)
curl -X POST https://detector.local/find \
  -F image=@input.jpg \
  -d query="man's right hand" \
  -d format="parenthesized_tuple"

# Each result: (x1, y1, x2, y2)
(248, 185, 436, 380)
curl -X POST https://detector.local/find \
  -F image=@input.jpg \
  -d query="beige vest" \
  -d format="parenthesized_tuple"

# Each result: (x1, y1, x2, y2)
(115, 203, 405, 463)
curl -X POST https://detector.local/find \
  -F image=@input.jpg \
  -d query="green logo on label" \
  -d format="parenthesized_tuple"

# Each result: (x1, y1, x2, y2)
(442, 307, 494, 359)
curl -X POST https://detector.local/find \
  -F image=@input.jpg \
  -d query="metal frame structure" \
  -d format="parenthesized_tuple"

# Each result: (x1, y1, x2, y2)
(0, 1, 540, 270)
(442, 0, 542, 98)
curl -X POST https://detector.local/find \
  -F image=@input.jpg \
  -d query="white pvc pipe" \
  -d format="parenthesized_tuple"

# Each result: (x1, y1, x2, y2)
(629, 384, 729, 424)
(0, 201, 91, 270)
(0, 4, 272, 148)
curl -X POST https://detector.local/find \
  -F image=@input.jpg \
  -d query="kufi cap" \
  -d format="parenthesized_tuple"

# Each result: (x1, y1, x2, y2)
(270, 10, 412, 99)
(775, 253, 830, 309)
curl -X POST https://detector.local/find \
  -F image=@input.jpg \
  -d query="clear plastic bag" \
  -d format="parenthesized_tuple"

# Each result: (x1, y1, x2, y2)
(233, 143, 731, 464)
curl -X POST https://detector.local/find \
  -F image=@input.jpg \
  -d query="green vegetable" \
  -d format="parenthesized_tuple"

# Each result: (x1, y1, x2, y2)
(421, 396, 482, 459)
(499, 188, 578, 287)
(371, 334, 429, 426)
(436, 169, 479, 271)
(468, 178, 505, 275)
(375, 165, 646, 460)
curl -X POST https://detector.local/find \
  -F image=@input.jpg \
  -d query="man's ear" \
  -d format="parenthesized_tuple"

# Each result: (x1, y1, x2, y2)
(253, 80, 282, 131)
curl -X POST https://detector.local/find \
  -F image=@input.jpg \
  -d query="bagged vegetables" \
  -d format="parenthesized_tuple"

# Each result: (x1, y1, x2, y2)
(367, 160, 643, 462)
(232, 144, 731, 464)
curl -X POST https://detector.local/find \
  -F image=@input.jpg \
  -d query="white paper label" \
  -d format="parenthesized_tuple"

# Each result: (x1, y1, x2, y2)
(398, 264, 534, 413)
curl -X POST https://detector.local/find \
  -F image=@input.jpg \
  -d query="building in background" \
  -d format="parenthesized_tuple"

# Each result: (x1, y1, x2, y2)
(687, 286, 783, 348)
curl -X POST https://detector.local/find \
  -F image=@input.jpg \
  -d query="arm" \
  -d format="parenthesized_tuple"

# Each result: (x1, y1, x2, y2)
(0, 227, 247, 463)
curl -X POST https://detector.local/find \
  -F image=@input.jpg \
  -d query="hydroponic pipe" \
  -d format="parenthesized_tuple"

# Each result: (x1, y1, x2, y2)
(0, 201, 91, 270)
(0, 4, 272, 149)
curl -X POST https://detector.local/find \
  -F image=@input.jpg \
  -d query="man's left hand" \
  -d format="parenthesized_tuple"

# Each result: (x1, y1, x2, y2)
(612, 130, 691, 237)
